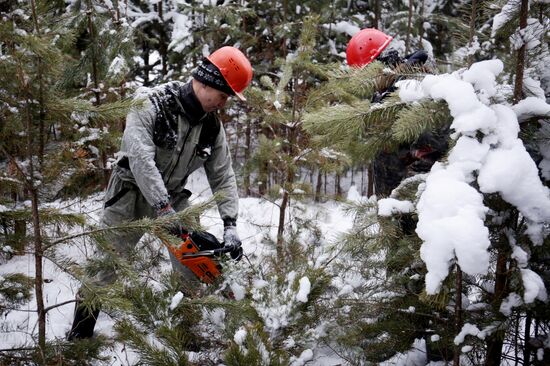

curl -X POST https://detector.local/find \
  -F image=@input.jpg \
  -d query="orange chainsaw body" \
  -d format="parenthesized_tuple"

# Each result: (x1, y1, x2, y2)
(167, 235, 222, 284)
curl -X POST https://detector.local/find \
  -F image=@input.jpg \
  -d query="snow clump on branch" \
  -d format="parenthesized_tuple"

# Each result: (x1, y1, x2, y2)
(399, 59, 550, 295)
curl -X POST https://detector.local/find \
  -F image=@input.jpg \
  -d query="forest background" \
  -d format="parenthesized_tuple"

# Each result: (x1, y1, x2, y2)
(0, 0, 549, 365)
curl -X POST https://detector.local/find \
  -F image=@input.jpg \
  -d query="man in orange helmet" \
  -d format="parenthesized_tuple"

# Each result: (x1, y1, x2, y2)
(346, 28, 444, 198)
(67, 46, 253, 340)
(346, 30, 452, 362)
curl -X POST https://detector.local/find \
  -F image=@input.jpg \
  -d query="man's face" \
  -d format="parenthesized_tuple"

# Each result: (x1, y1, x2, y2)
(196, 84, 230, 112)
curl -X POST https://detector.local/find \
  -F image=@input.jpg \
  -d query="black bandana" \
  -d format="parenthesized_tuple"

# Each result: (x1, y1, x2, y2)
(192, 59, 235, 96)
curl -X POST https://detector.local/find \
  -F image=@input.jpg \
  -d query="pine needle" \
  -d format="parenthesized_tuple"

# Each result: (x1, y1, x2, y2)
(391, 100, 452, 143)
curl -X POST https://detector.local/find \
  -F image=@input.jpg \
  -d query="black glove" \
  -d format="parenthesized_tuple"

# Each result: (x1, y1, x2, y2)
(405, 50, 428, 66)
(223, 226, 243, 261)
(157, 204, 186, 236)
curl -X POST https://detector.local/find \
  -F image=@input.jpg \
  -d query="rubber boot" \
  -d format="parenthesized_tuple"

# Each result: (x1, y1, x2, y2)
(67, 301, 100, 341)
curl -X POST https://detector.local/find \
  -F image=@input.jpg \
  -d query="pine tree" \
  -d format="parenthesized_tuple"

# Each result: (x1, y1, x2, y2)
(60, 0, 136, 191)
(0, 1, 161, 363)
(302, 2, 549, 363)
(242, 15, 352, 260)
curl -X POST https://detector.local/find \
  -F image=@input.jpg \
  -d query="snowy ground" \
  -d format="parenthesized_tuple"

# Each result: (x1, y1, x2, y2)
(0, 169, 360, 365)
(0, 168, 438, 365)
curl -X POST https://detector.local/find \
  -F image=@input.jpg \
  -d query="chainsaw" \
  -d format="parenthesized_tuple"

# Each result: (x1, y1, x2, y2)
(165, 231, 236, 284)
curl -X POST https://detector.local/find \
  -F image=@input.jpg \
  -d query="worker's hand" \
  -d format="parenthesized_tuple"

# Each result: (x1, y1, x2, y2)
(223, 226, 243, 261)
(157, 204, 186, 236)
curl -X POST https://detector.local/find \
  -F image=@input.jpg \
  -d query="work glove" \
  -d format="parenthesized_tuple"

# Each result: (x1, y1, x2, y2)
(223, 226, 243, 261)
(404, 49, 428, 66)
(157, 204, 186, 236)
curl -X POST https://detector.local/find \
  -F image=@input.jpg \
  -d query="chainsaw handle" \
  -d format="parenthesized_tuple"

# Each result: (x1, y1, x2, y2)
(212, 244, 236, 255)
(179, 243, 237, 258)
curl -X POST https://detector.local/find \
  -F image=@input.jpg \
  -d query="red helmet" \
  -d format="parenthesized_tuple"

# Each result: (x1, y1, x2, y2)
(207, 46, 253, 101)
(346, 28, 393, 67)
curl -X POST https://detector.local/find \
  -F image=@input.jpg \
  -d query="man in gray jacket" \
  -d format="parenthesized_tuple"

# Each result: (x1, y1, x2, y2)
(68, 46, 253, 340)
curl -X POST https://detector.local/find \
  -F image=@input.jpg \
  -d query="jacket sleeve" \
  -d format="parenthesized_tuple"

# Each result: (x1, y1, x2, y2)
(204, 125, 239, 225)
(122, 98, 170, 210)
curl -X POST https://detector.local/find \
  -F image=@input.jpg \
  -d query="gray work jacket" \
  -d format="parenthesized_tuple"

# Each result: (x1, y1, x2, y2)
(114, 81, 238, 224)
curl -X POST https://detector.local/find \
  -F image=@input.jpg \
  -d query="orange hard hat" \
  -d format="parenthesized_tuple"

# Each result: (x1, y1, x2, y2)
(207, 46, 253, 101)
(346, 28, 393, 67)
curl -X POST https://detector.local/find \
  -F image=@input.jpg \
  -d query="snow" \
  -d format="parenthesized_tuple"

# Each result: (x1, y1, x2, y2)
(405, 59, 550, 294)
(169, 291, 184, 310)
(454, 323, 480, 345)
(500, 292, 523, 316)
(290, 348, 313, 366)
(107, 55, 127, 76)
(523, 77, 547, 99)
(230, 282, 246, 300)
(453, 37, 481, 62)
(322, 21, 360, 37)
(346, 183, 361, 202)
(478, 106, 550, 244)
(169, 12, 193, 53)
(510, 19, 545, 50)
(378, 198, 414, 216)
(462, 60, 503, 100)
(511, 241, 529, 267)
(0, 194, 103, 348)
(416, 165, 490, 294)
(521, 269, 548, 303)
(491, 0, 519, 37)
(382, 338, 427, 365)
(296, 276, 311, 303)
(397, 79, 425, 102)
(207, 308, 226, 329)
(129, 11, 159, 28)
(512, 96, 550, 122)
(421, 39, 434, 58)
(233, 326, 247, 345)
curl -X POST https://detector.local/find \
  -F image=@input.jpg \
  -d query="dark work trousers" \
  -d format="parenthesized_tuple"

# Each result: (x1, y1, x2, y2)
(97, 169, 199, 286)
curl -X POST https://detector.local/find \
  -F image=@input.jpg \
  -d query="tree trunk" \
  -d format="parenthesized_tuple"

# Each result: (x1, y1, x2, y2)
(244, 118, 252, 196)
(453, 265, 463, 366)
(277, 186, 289, 257)
(13, 219, 27, 254)
(405, 0, 413, 54)
(315, 170, 322, 202)
(232, 115, 240, 162)
(281, 0, 287, 57)
(335, 173, 342, 199)
(277, 157, 294, 259)
(513, 0, 529, 104)
(524, 312, 532, 365)
(30, 0, 45, 166)
(86, 1, 110, 188)
(86, 8, 101, 107)
(468, 0, 477, 66)
(374, 0, 381, 29)
(367, 164, 374, 197)
(23, 57, 46, 360)
(143, 41, 150, 86)
(485, 250, 509, 366)
(157, 1, 168, 77)
(31, 188, 46, 362)
(418, 0, 425, 47)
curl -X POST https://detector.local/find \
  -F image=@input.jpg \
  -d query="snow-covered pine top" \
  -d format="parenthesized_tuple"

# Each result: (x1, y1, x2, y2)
(396, 59, 550, 298)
